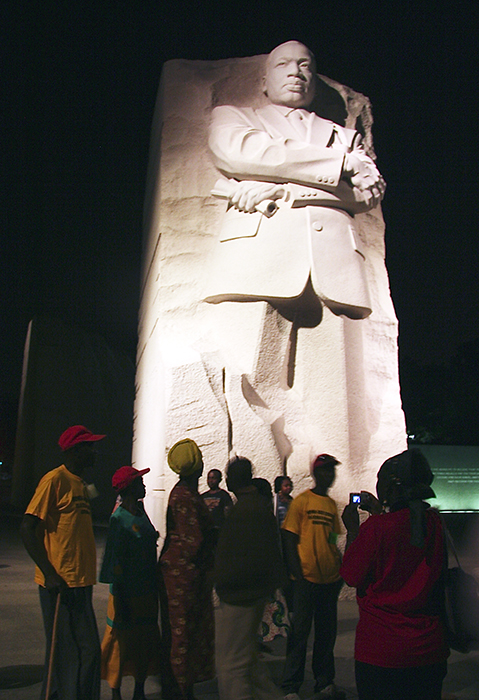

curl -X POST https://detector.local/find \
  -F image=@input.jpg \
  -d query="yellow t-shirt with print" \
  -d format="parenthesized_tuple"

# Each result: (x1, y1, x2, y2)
(282, 489, 341, 584)
(25, 465, 97, 587)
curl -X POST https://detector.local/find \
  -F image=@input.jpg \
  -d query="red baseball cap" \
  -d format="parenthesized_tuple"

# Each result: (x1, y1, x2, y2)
(58, 425, 106, 451)
(312, 453, 340, 471)
(112, 466, 150, 492)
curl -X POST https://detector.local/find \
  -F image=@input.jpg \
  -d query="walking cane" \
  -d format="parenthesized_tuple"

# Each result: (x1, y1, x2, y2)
(45, 590, 61, 700)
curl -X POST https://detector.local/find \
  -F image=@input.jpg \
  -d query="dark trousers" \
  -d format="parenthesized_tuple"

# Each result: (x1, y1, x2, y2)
(282, 578, 342, 693)
(39, 586, 101, 700)
(355, 660, 447, 700)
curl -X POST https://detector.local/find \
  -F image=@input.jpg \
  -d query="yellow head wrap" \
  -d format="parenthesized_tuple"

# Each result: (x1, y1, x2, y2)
(167, 439, 203, 478)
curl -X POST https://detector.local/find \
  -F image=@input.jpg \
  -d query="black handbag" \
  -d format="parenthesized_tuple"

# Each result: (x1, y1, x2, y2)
(443, 522, 479, 653)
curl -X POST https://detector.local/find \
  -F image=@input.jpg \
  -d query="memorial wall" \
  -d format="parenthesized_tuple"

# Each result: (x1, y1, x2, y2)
(418, 445, 479, 512)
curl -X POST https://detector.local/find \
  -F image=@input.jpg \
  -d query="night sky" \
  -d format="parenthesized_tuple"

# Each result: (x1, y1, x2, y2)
(2, 1, 478, 447)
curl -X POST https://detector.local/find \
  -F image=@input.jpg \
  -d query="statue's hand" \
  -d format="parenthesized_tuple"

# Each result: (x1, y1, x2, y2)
(343, 153, 386, 207)
(229, 181, 285, 213)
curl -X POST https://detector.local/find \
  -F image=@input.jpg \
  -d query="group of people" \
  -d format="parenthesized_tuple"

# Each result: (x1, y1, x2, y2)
(21, 425, 450, 700)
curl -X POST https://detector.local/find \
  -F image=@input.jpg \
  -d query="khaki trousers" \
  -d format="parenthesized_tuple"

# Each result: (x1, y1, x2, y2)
(215, 598, 282, 700)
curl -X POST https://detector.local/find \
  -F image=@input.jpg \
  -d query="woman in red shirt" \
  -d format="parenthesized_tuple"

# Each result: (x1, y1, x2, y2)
(340, 449, 448, 700)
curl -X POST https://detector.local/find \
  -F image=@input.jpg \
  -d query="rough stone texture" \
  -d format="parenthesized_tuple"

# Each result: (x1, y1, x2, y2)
(133, 54, 407, 534)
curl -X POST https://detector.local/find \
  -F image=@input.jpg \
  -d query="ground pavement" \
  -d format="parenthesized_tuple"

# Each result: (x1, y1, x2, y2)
(1, 513, 478, 699)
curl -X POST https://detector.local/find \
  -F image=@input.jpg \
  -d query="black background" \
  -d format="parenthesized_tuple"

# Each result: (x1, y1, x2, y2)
(2, 1, 479, 450)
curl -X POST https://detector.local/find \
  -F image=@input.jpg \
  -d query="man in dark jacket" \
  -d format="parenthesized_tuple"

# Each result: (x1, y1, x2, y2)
(214, 457, 286, 700)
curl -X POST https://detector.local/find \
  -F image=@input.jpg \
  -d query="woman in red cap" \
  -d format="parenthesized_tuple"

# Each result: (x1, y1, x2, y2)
(99, 466, 162, 700)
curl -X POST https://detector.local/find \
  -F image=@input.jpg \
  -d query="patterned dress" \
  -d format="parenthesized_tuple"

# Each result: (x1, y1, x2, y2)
(159, 481, 215, 698)
(259, 493, 293, 642)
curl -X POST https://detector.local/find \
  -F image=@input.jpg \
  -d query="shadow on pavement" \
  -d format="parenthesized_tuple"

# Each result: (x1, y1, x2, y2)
(0, 665, 43, 689)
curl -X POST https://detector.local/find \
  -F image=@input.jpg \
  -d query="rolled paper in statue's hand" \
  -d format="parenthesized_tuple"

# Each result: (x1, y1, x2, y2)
(255, 199, 280, 216)
(211, 178, 282, 217)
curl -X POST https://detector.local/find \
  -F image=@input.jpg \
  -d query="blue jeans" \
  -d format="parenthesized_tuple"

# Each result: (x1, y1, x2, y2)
(39, 586, 101, 700)
(281, 578, 342, 693)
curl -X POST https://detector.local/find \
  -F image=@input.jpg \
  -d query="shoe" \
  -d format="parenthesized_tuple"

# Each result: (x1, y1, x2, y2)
(311, 684, 346, 699)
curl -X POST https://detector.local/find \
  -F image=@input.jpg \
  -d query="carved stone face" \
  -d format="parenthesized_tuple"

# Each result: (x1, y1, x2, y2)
(263, 41, 316, 109)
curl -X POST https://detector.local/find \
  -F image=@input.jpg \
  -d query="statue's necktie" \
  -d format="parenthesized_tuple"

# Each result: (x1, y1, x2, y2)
(287, 109, 309, 139)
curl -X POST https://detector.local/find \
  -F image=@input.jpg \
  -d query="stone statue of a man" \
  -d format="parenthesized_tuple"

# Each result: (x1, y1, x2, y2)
(206, 41, 386, 327)
(133, 41, 406, 520)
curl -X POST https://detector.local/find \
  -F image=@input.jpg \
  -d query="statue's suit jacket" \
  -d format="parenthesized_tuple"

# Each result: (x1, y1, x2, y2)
(206, 103, 380, 320)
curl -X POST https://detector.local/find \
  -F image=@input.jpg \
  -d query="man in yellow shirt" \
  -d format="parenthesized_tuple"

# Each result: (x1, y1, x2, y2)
(21, 425, 105, 700)
(281, 454, 345, 700)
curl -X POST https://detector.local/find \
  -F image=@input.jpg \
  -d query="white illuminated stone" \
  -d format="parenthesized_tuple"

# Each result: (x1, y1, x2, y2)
(133, 43, 406, 534)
